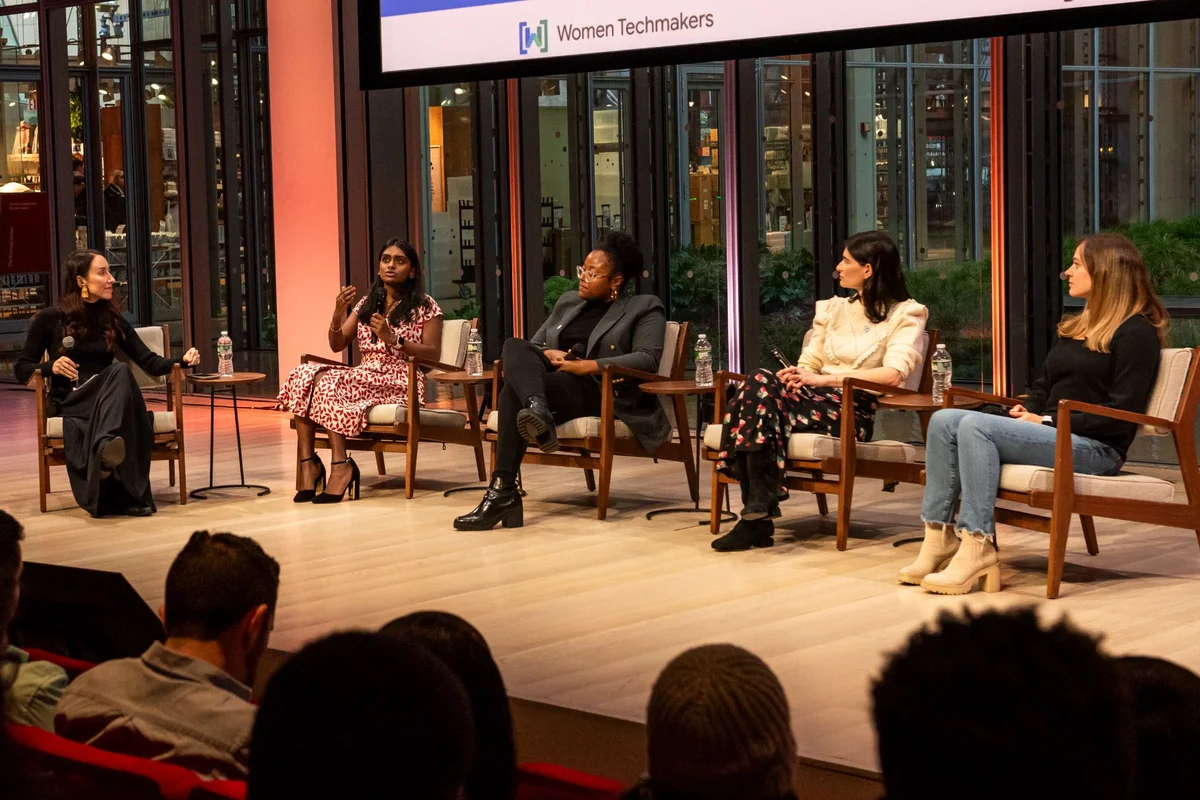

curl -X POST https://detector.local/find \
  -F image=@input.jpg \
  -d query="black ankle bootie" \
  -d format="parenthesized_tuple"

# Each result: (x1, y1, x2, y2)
(711, 519, 775, 552)
(454, 476, 524, 531)
(517, 395, 558, 453)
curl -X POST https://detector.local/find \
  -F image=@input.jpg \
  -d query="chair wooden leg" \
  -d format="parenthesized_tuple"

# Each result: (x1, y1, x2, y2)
(38, 449, 49, 513)
(295, 437, 304, 492)
(710, 468, 723, 533)
(405, 440, 418, 499)
(835, 482, 852, 551)
(584, 469, 596, 492)
(1081, 515, 1099, 556)
(597, 438, 615, 520)
(1046, 509, 1072, 599)
(168, 459, 176, 487)
(178, 435, 188, 505)
(472, 439, 487, 482)
(375, 452, 387, 476)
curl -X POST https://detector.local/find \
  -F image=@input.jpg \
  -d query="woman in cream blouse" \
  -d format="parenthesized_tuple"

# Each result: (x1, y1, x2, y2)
(713, 231, 928, 552)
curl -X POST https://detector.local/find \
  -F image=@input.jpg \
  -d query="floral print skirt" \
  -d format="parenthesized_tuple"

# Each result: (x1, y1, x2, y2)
(715, 368, 879, 477)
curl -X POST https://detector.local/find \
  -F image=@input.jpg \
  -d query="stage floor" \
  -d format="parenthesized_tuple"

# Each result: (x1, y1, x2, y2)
(3, 385, 1199, 774)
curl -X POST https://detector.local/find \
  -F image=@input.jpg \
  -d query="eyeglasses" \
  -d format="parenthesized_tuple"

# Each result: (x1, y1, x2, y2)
(576, 265, 611, 282)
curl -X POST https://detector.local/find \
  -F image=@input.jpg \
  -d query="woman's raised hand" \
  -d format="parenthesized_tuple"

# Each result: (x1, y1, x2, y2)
(51, 356, 79, 381)
(333, 285, 357, 315)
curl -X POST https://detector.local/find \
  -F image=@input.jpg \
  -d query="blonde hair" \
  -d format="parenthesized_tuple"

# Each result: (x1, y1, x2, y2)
(1058, 233, 1168, 352)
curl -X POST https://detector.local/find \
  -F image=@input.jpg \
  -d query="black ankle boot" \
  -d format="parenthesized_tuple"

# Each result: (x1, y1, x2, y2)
(740, 450, 781, 521)
(712, 519, 775, 552)
(454, 476, 524, 531)
(517, 395, 558, 453)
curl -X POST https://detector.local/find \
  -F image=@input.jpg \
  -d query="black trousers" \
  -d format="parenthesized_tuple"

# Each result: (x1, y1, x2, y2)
(494, 338, 601, 480)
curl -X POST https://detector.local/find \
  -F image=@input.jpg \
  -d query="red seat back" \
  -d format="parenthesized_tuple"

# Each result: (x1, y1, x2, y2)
(189, 780, 247, 799)
(516, 763, 623, 800)
(7, 723, 202, 800)
(23, 647, 98, 680)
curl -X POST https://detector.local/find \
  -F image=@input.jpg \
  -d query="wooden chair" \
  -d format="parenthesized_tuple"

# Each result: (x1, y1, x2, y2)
(945, 347, 1200, 598)
(703, 330, 939, 550)
(296, 319, 486, 499)
(32, 323, 187, 512)
(483, 321, 697, 520)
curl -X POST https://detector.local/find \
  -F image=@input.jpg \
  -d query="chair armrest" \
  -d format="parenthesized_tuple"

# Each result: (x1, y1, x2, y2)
(944, 387, 1020, 408)
(714, 370, 746, 385)
(840, 377, 917, 396)
(602, 363, 667, 384)
(1056, 399, 1174, 431)
(300, 353, 342, 367)
(711, 371, 746, 425)
(411, 355, 464, 373)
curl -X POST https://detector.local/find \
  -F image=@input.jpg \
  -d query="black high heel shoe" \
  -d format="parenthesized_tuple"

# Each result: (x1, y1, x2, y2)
(293, 456, 327, 503)
(454, 476, 523, 530)
(313, 458, 360, 504)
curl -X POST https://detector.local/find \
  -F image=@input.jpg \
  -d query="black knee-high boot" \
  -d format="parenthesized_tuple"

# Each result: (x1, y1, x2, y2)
(740, 449, 781, 521)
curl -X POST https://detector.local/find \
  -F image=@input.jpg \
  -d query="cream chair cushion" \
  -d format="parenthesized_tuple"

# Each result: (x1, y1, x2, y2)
(657, 321, 681, 378)
(701, 424, 917, 463)
(46, 412, 177, 439)
(367, 405, 467, 428)
(999, 464, 1176, 503)
(485, 410, 636, 440)
(1141, 349, 1193, 436)
(116, 325, 171, 389)
(438, 319, 471, 371)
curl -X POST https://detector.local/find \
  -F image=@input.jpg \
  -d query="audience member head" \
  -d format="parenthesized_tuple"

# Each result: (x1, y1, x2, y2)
(381, 611, 516, 800)
(840, 230, 911, 324)
(583, 231, 643, 302)
(248, 631, 474, 800)
(0, 510, 23, 644)
(872, 607, 1133, 800)
(162, 532, 280, 686)
(1061, 232, 1168, 351)
(643, 644, 795, 800)
(1114, 655, 1200, 798)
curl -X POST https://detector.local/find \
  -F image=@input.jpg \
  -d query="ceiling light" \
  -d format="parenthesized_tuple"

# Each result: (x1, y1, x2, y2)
(804, 91, 811, 97)
(101, 45, 115, 61)
(688, 101, 695, 107)
(99, 88, 109, 95)
(151, 83, 161, 91)
(780, 88, 788, 94)
(453, 86, 465, 95)
(157, 93, 168, 101)
(7, 102, 14, 107)
(211, 77, 218, 85)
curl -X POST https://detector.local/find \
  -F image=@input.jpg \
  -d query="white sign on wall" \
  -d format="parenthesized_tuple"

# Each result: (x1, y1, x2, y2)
(376, 0, 1161, 81)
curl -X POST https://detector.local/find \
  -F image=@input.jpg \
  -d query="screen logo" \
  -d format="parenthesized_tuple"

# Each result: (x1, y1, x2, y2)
(518, 20, 549, 55)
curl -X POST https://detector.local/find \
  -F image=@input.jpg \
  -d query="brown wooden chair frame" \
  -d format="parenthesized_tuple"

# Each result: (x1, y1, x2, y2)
(944, 346, 1200, 598)
(705, 330, 940, 550)
(294, 340, 487, 500)
(483, 321, 698, 520)
(31, 323, 187, 512)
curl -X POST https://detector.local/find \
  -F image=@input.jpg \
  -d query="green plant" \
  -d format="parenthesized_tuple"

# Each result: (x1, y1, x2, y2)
(260, 313, 277, 348)
(1065, 216, 1200, 297)
(907, 259, 993, 384)
(543, 276, 579, 313)
(69, 92, 84, 142)
(444, 299, 481, 322)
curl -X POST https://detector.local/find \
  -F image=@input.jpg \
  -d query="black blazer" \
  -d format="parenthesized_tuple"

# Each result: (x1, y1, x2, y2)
(532, 291, 672, 452)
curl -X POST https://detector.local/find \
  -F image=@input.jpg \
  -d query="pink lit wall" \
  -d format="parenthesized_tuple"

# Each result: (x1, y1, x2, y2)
(267, 0, 341, 376)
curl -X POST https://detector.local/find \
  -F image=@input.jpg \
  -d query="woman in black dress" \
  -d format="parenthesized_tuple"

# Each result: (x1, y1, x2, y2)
(16, 250, 200, 517)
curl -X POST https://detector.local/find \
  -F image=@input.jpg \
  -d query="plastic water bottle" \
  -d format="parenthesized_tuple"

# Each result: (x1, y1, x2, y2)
(694, 334, 713, 388)
(465, 328, 483, 377)
(217, 331, 234, 377)
(931, 344, 952, 404)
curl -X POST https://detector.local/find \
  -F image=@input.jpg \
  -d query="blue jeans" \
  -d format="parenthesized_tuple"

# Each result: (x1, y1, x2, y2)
(921, 409, 1125, 536)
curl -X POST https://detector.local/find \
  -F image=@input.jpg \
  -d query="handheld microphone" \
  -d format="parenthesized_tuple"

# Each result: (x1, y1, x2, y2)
(565, 343, 586, 361)
(369, 285, 386, 343)
(61, 336, 77, 388)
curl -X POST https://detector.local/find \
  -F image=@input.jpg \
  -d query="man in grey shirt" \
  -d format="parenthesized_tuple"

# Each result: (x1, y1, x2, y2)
(56, 531, 280, 780)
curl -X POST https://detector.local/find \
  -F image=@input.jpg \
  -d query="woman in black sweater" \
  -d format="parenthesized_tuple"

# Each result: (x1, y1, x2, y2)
(16, 250, 200, 517)
(901, 233, 1168, 595)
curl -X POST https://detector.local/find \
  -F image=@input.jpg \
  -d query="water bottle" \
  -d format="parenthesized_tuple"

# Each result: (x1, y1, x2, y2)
(694, 333, 713, 388)
(931, 344, 952, 404)
(465, 328, 483, 377)
(217, 331, 234, 377)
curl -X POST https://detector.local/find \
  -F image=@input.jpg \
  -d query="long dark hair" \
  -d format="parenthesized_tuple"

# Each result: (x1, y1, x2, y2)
(57, 249, 123, 351)
(845, 231, 911, 324)
(380, 612, 517, 800)
(367, 239, 429, 326)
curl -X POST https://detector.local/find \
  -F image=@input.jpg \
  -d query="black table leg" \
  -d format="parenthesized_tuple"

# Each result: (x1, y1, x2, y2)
(191, 384, 272, 499)
(646, 393, 738, 524)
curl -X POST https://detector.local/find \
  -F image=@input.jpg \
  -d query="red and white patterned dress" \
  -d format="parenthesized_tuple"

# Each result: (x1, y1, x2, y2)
(277, 296, 443, 437)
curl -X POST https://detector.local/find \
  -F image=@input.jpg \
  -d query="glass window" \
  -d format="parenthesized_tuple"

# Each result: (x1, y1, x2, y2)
(683, 66, 723, 249)
(0, 78, 48, 340)
(146, 80, 182, 331)
(142, 0, 172, 43)
(98, 76, 131, 305)
(1098, 24, 1148, 68)
(425, 83, 476, 320)
(1155, 19, 1198, 69)
(846, 61, 908, 253)
(1097, 71, 1148, 229)
(1152, 72, 1198, 222)
(759, 57, 814, 368)
(0, 11, 40, 66)
(592, 70, 630, 241)
(96, 1, 132, 66)
(1061, 72, 1095, 242)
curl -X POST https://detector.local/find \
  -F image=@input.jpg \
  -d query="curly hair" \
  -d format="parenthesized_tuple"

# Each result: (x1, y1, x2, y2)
(872, 607, 1134, 800)
(594, 231, 645, 293)
(57, 249, 123, 352)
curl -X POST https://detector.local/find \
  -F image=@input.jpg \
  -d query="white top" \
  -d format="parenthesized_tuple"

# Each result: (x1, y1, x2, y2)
(797, 297, 929, 381)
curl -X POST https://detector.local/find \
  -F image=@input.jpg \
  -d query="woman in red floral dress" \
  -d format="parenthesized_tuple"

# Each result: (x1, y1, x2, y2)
(278, 240, 443, 503)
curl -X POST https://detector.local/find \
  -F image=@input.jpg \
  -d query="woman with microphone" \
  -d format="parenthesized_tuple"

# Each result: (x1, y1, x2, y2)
(16, 250, 201, 517)
(278, 239, 443, 503)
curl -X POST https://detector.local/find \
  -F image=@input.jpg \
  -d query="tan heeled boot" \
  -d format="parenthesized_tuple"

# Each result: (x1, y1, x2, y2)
(920, 531, 1001, 595)
(897, 522, 960, 585)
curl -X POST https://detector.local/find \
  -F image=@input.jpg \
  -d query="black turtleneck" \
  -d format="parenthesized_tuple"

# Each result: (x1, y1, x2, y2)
(558, 299, 612, 356)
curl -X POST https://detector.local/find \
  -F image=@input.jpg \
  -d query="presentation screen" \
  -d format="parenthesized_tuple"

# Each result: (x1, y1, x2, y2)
(372, 0, 1166, 85)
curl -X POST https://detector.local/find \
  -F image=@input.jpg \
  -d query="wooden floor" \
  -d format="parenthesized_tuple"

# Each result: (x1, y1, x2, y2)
(3, 385, 1199, 774)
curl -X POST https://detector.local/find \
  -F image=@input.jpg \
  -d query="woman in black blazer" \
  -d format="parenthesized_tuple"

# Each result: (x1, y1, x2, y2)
(455, 232, 669, 531)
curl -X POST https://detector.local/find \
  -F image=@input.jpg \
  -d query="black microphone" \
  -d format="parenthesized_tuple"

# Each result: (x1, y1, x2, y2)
(61, 335, 77, 388)
(369, 285, 386, 343)
(565, 343, 586, 361)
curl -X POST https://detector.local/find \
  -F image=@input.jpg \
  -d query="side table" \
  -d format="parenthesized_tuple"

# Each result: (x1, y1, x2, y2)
(641, 381, 737, 525)
(186, 372, 270, 499)
(877, 392, 983, 545)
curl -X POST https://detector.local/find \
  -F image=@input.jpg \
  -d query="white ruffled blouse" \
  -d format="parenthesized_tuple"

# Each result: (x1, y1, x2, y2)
(796, 297, 929, 382)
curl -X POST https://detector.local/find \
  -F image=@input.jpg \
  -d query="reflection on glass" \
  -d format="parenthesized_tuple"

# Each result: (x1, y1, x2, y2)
(1098, 24, 1148, 68)
(846, 64, 907, 251)
(0, 79, 47, 333)
(98, 77, 130, 306)
(1098, 71, 1148, 228)
(96, 1, 132, 66)
(914, 67, 974, 264)
(1062, 72, 1095, 240)
(538, 78, 576, 286)
(686, 71, 722, 249)
(425, 83, 475, 319)
(1153, 73, 1199, 225)
(759, 57, 815, 368)
(592, 71, 630, 242)
(1154, 20, 1199, 69)
(146, 81, 182, 327)
(142, 0, 172, 42)
(0, 12, 40, 66)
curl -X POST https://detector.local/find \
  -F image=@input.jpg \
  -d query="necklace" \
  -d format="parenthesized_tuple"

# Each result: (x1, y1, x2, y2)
(384, 298, 401, 316)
